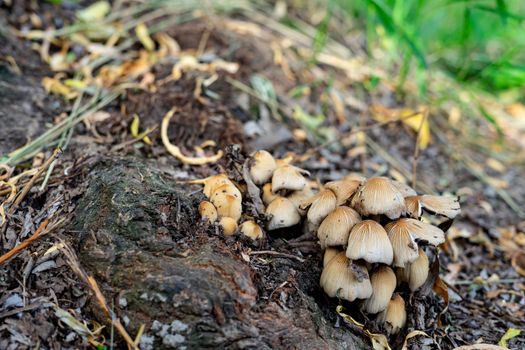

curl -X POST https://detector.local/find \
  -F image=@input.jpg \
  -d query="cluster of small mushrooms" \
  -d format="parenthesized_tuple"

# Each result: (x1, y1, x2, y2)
(194, 150, 460, 335)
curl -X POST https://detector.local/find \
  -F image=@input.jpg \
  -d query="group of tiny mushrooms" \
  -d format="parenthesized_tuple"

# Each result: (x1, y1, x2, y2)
(192, 150, 460, 335)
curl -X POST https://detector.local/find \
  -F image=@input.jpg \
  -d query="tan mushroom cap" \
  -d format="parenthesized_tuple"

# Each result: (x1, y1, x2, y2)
(401, 248, 429, 291)
(266, 197, 301, 230)
(320, 252, 372, 302)
(317, 206, 361, 248)
(301, 189, 337, 227)
(198, 201, 218, 224)
(202, 174, 233, 198)
(419, 195, 461, 219)
(323, 247, 341, 267)
(346, 220, 393, 264)
(210, 183, 242, 201)
(385, 220, 420, 267)
(404, 196, 422, 218)
(249, 150, 277, 185)
(391, 180, 417, 197)
(363, 266, 397, 314)
(351, 177, 405, 219)
(324, 179, 361, 206)
(271, 164, 307, 193)
(379, 294, 407, 334)
(211, 191, 242, 221)
(389, 218, 445, 246)
(287, 185, 315, 215)
(262, 183, 279, 206)
(239, 220, 264, 240)
(219, 217, 238, 236)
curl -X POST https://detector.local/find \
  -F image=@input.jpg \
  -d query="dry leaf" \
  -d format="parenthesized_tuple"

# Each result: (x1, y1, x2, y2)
(336, 305, 391, 350)
(454, 345, 506, 350)
(135, 23, 155, 51)
(401, 330, 432, 350)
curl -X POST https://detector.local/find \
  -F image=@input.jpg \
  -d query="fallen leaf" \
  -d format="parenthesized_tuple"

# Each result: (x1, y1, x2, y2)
(498, 328, 521, 348)
(401, 330, 432, 350)
(135, 23, 155, 51)
(454, 345, 506, 350)
(336, 305, 391, 350)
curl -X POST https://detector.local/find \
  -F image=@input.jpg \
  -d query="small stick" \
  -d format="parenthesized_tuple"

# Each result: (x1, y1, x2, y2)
(0, 219, 49, 266)
(412, 108, 428, 189)
(249, 250, 305, 262)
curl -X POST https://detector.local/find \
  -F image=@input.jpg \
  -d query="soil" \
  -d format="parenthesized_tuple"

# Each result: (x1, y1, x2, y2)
(1, 2, 524, 350)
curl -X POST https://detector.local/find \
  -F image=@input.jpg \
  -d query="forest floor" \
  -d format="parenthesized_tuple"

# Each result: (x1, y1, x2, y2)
(1, 1, 524, 349)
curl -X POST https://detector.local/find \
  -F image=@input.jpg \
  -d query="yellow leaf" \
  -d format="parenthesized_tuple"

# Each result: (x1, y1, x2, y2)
(401, 330, 432, 350)
(498, 328, 521, 348)
(64, 79, 88, 89)
(400, 109, 430, 149)
(336, 305, 391, 350)
(76, 1, 110, 22)
(130, 114, 140, 138)
(42, 77, 76, 99)
(135, 23, 155, 51)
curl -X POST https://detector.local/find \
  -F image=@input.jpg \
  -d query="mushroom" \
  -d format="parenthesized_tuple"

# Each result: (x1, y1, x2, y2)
(350, 177, 405, 219)
(301, 189, 337, 227)
(379, 294, 406, 334)
(210, 189, 242, 221)
(400, 248, 429, 291)
(362, 266, 397, 314)
(201, 174, 234, 198)
(317, 206, 361, 248)
(262, 183, 279, 206)
(286, 184, 315, 215)
(219, 217, 238, 236)
(239, 220, 264, 240)
(418, 195, 461, 219)
(346, 220, 393, 264)
(266, 197, 301, 230)
(323, 247, 341, 267)
(210, 183, 242, 201)
(320, 252, 372, 302)
(404, 196, 422, 218)
(388, 218, 445, 246)
(384, 219, 420, 267)
(271, 164, 308, 193)
(324, 178, 361, 206)
(391, 180, 417, 197)
(198, 201, 218, 224)
(249, 150, 277, 185)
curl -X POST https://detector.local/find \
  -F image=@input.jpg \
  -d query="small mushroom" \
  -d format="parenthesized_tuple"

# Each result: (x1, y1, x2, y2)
(391, 180, 417, 197)
(324, 178, 361, 206)
(419, 195, 461, 219)
(323, 247, 341, 267)
(211, 190, 242, 221)
(385, 220, 420, 267)
(266, 197, 301, 230)
(388, 218, 445, 246)
(201, 174, 233, 198)
(301, 189, 337, 227)
(286, 184, 315, 215)
(249, 150, 277, 185)
(198, 201, 218, 224)
(351, 177, 405, 219)
(317, 206, 361, 248)
(362, 266, 397, 314)
(378, 294, 406, 334)
(271, 164, 308, 193)
(210, 183, 242, 201)
(320, 252, 372, 302)
(404, 196, 422, 218)
(239, 220, 264, 240)
(262, 183, 279, 206)
(400, 248, 429, 291)
(219, 217, 238, 236)
(346, 220, 393, 264)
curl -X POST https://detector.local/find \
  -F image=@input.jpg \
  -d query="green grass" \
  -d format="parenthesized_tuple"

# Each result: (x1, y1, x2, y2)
(329, 0, 525, 96)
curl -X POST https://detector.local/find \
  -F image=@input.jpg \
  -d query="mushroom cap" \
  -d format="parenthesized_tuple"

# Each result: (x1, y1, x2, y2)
(219, 217, 238, 236)
(266, 197, 301, 230)
(379, 294, 406, 334)
(343, 173, 366, 182)
(317, 206, 361, 248)
(262, 183, 279, 206)
(198, 201, 218, 224)
(324, 179, 361, 206)
(389, 218, 445, 246)
(210, 183, 242, 201)
(202, 174, 233, 198)
(239, 220, 264, 240)
(346, 220, 393, 264)
(404, 196, 422, 218)
(351, 177, 406, 219)
(271, 164, 307, 193)
(363, 266, 397, 314)
(302, 189, 337, 227)
(400, 248, 429, 291)
(211, 191, 242, 221)
(323, 247, 341, 267)
(250, 150, 277, 185)
(419, 195, 461, 219)
(385, 220, 420, 267)
(287, 185, 315, 215)
(391, 180, 417, 197)
(320, 252, 372, 302)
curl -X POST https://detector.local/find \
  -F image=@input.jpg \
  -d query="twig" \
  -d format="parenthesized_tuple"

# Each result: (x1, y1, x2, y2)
(0, 219, 49, 266)
(412, 108, 428, 188)
(451, 278, 523, 286)
(110, 125, 158, 152)
(249, 250, 305, 262)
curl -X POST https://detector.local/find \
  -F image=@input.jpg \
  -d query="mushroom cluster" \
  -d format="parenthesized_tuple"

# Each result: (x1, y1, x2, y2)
(194, 150, 312, 239)
(309, 176, 460, 334)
